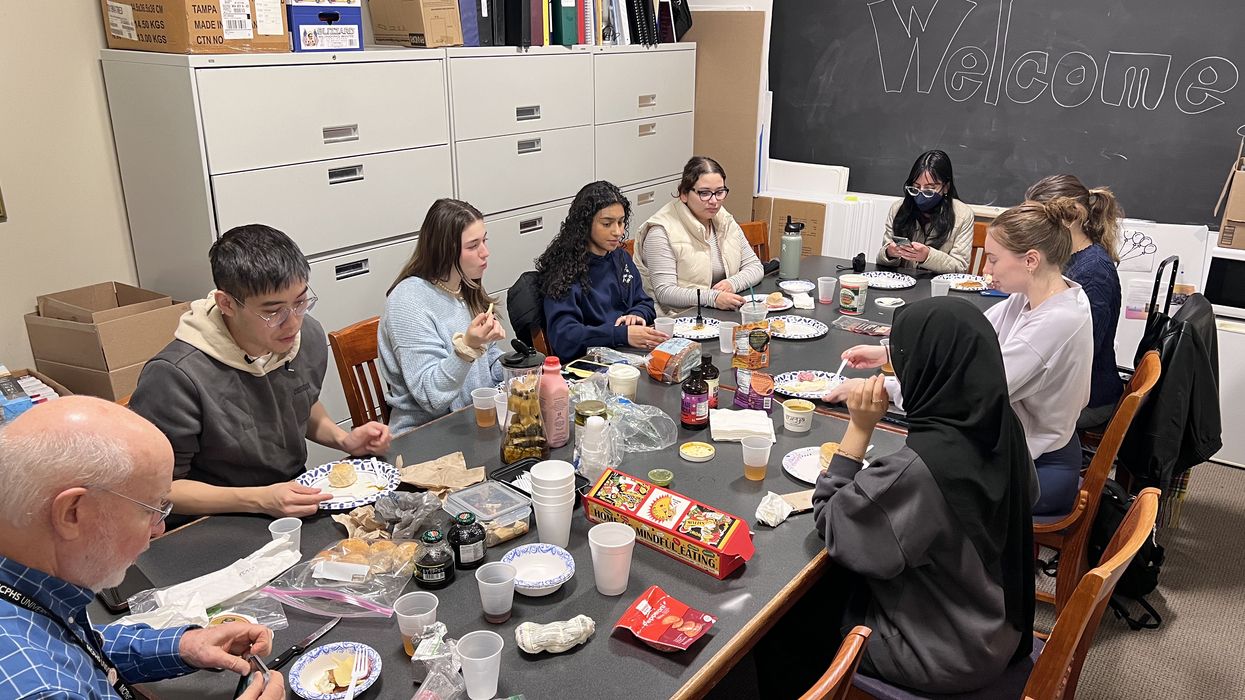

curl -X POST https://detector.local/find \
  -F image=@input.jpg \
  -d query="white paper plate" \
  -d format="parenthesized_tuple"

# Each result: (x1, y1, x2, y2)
(502, 543, 575, 596)
(933, 273, 990, 292)
(773, 370, 845, 400)
(767, 315, 829, 340)
(289, 641, 382, 700)
(782, 446, 869, 485)
(296, 458, 399, 511)
(778, 279, 816, 294)
(861, 271, 917, 289)
(671, 316, 721, 340)
(742, 293, 794, 312)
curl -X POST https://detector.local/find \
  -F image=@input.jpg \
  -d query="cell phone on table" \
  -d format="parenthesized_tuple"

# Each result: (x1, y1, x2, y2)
(98, 565, 155, 614)
(892, 236, 912, 247)
(564, 358, 611, 378)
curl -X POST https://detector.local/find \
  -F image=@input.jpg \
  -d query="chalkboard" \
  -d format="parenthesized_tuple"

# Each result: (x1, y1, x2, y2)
(769, 0, 1245, 226)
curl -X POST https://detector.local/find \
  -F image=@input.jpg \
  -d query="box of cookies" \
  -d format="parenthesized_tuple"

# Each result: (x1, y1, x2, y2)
(584, 469, 754, 579)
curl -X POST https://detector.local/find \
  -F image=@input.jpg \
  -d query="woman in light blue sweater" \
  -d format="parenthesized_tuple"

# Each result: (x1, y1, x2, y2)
(379, 199, 507, 433)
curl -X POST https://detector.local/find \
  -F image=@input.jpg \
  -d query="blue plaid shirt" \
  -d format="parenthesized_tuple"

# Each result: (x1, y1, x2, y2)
(0, 556, 196, 699)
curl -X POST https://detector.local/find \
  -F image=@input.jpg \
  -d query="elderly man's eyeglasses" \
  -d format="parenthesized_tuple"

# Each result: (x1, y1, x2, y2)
(229, 290, 318, 329)
(95, 487, 173, 525)
(693, 188, 730, 202)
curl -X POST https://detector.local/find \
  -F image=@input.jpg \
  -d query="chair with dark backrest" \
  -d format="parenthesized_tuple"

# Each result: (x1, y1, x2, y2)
(848, 488, 1161, 700)
(506, 271, 550, 355)
(1034, 350, 1161, 614)
(800, 626, 872, 700)
(327, 317, 390, 429)
(971, 220, 989, 275)
(740, 220, 772, 261)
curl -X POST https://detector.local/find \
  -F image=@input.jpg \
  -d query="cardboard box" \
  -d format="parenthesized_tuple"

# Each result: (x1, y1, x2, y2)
(33, 360, 146, 403)
(100, 0, 291, 54)
(368, 0, 463, 48)
(289, 0, 363, 51)
(3, 369, 73, 399)
(584, 469, 754, 579)
(1218, 160, 1245, 250)
(752, 195, 828, 260)
(37, 282, 169, 324)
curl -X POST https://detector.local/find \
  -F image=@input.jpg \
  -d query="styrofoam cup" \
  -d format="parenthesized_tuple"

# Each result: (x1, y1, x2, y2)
(588, 522, 636, 596)
(654, 317, 676, 338)
(533, 500, 573, 547)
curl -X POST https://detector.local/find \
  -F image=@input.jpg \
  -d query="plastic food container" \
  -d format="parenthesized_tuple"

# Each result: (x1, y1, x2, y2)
(443, 481, 532, 530)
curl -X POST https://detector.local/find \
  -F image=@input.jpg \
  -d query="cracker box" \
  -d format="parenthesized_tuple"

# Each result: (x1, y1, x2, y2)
(584, 469, 754, 579)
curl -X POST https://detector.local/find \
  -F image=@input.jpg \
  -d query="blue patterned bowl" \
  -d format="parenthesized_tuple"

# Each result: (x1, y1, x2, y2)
(501, 543, 575, 596)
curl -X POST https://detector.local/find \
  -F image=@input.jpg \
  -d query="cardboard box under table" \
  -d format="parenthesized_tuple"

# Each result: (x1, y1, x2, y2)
(585, 469, 754, 580)
(100, 0, 290, 54)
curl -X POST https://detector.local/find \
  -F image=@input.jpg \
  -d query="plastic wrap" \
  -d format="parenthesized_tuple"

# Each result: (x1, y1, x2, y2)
(263, 538, 419, 617)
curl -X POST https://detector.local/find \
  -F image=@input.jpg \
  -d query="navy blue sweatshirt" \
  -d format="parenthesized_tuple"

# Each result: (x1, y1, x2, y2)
(1064, 244, 1124, 409)
(543, 249, 656, 360)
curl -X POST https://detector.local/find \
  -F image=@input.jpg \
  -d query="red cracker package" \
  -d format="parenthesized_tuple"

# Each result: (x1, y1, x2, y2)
(615, 585, 717, 652)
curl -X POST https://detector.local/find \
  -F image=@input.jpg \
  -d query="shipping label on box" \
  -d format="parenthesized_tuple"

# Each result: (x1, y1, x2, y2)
(100, 0, 289, 54)
(585, 469, 754, 579)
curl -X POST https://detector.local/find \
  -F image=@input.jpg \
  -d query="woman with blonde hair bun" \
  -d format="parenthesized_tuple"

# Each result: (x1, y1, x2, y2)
(1026, 175, 1124, 429)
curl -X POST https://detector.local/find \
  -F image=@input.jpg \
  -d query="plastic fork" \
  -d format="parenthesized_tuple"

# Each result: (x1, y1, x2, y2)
(343, 653, 368, 700)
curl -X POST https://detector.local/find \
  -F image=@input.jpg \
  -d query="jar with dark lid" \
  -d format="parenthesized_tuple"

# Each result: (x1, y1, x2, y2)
(414, 529, 455, 589)
(448, 512, 486, 570)
(574, 400, 608, 427)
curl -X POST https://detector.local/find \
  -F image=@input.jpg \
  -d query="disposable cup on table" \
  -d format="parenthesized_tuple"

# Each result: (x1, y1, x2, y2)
(607, 363, 640, 400)
(493, 392, 511, 434)
(930, 278, 952, 296)
(533, 500, 574, 547)
(588, 522, 637, 596)
(474, 562, 517, 624)
(471, 387, 499, 428)
(268, 517, 302, 551)
(458, 630, 505, 700)
(718, 321, 739, 353)
(818, 276, 838, 304)
(740, 301, 767, 324)
(531, 492, 577, 508)
(654, 317, 676, 339)
(530, 460, 576, 486)
(530, 482, 575, 498)
(741, 436, 773, 481)
(395, 591, 438, 656)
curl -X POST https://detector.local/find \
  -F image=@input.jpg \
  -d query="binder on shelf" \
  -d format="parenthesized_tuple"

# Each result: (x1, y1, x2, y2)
(577, 0, 586, 43)
(478, 0, 495, 45)
(459, 0, 481, 46)
(671, 0, 691, 40)
(530, 0, 545, 45)
(656, 0, 674, 43)
(550, 0, 577, 45)
(490, 0, 506, 47)
(505, 0, 532, 46)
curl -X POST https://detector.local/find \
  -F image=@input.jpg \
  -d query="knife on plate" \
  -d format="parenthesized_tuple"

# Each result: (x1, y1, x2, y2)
(269, 617, 341, 670)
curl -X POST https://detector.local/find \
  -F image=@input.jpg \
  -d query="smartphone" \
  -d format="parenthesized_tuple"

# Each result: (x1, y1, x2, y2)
(892, 236, 912, 247)
(97, 565, 155, 614)
(564, 358, 611, 379)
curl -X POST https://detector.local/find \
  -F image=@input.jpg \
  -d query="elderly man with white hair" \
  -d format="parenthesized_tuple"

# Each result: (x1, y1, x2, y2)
(0, 396, 284, 699)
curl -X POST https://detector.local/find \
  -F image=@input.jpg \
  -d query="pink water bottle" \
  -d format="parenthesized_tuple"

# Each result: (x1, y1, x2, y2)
(539, 356, 571, 448)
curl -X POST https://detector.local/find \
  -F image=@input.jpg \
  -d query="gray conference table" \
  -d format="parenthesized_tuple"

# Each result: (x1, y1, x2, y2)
(96, 256, 1002, 699)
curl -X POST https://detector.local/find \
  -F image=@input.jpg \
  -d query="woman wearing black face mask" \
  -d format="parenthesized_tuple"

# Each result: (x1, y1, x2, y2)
(877, 150, 974, 273)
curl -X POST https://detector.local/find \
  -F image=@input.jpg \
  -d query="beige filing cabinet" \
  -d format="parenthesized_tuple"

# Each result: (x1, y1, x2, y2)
(102, 44, 695, 426)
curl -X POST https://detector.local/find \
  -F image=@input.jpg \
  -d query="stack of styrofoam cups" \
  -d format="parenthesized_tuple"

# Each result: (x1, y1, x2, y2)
(529, 459, 576, 547)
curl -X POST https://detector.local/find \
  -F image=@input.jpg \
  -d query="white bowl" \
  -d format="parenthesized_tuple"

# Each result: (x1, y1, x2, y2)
(778, 279, 816, 295)
(501, 543, 575, 597)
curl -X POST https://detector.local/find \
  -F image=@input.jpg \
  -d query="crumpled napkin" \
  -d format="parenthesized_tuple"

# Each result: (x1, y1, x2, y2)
(332, 505, 389, 541)
(709, 408, 776, 443)
(756, 491, 795, 527)
(399, 451, 485, 499)
(792, 292, 815, 309)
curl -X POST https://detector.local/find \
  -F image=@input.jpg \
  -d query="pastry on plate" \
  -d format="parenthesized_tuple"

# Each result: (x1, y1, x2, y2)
(765, 292, 786, 308)
(327, 462, 358, 488)
(769, 319, 787, 334)
(819, 442, 840, 469)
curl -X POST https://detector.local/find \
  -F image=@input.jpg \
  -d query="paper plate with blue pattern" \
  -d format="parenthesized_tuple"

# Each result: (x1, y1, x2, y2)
(861, 271, 917, 289)
(502, 543, 576, 597)
(297, 458, 399, 511)
(289, 641, 381, 699)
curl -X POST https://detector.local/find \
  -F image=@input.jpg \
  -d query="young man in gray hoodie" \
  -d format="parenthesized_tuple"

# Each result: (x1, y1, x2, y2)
(129, 225, 391, 518)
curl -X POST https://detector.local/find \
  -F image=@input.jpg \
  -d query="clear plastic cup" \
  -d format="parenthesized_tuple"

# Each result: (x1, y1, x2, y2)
(741, 436, 772, 481)
(740, 301, 767, 324)
(458, 630, 504, 700)
(475, 562, 517, 624)
(395, 591, 438, 656)
(718, 321, 739, 353)
(930, 278, 952, 297)
(268, 517, 302, 551)
(588, 522, 636, 596)
(471, 387, 499, 428)
(654, 317, 676, 338)
(493, 391, 510, 434)
(818, 276, 838, 304)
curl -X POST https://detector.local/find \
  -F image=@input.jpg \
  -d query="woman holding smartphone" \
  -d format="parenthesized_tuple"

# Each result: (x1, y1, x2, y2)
(877, 150, 975, 273)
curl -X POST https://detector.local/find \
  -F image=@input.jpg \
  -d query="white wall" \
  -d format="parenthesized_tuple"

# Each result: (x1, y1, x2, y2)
(0, 3, 138, 371)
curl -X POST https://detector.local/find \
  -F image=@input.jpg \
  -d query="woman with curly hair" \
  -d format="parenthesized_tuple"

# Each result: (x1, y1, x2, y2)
(537, 181, 665, 360)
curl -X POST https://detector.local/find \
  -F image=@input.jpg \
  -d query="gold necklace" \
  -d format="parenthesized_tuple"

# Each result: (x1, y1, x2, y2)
(434, 278, 462, 296)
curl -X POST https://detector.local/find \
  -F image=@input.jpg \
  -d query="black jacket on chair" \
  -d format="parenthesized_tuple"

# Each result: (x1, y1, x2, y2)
(507, 271, 544, 348)
(1117, 294, 1222, 491)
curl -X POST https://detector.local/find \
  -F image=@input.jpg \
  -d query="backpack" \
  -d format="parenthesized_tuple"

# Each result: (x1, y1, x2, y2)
(1085, 478, 1165, 630)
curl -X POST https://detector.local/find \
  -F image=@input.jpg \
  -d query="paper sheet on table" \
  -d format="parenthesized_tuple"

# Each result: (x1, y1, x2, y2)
(399, 451, 484, 499)
(119, 538, 301, 628)
(709, 408, 776, 443)
(792, 292, 815, 309)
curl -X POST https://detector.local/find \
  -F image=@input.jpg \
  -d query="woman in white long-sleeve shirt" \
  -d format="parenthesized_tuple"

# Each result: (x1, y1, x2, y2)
(830, 198, 1093, 515)
(633, 156, 765, 316)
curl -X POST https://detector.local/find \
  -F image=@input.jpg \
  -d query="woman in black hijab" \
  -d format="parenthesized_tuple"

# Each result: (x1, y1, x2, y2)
(812, 296, 1035, 694)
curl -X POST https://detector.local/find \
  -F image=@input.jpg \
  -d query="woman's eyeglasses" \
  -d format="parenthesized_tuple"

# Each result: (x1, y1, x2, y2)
(693, 188, 730, 202)
(904, 185, 944, 198)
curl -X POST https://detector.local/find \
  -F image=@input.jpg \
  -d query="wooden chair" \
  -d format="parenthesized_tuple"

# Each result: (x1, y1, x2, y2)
(849, 488, 1161, 700)
(1034, 350, 1161, 615)
(531, 327, 551, 355)
(800, 626, 872, 700)
(740, 220, 772, 261)
(623, 238, 635, 256)
(327, 316, 391, 429)
(970, 220, 989, 275)
(116, 394, 131, 408)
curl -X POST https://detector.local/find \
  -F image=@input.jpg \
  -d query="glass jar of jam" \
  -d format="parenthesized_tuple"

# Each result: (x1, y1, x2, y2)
(414, 529, 455, 590)
(448, 512, 486, 570)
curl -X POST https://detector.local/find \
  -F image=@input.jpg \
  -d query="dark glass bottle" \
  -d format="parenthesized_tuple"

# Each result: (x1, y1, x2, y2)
(680, 367, 709, 431)
(448, 512, 486, 570)
(699, 354, 720, 409)
(413, 529, 455, 589)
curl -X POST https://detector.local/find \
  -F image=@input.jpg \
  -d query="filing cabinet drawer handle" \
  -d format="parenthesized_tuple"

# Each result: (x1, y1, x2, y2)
(327, 165, 365, 185)
(638, 94, 658, 108)
(517, 138, 543, 155)
(638, 123, 657, 137)
(335, 259, 370, 280)
(637, 191, 655, 205)
(519, 218, 544, 234)
(516, 105, 542, 122)
(323, 124, 360, 145)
